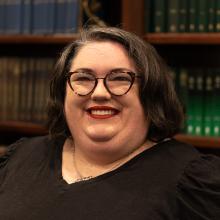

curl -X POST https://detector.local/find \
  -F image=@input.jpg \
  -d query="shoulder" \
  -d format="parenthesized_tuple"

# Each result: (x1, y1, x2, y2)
(0, 135, 52, 169)
(176, 152, 220, 219)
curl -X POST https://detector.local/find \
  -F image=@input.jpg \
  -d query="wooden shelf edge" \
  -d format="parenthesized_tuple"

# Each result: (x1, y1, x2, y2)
(175, 134, 220, 149)
(0, 121, 47, 135)
(144, 33, 220, 45)
(0, 34, 79, 44)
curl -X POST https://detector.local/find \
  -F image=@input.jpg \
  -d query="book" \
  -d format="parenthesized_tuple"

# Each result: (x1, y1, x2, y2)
(5, 0, 22, 34)
(0, 0, 5, 34)
(65, 0, 80, 33)
(203, 69, 214, 136)
(178, 0, 188, 32)
(188, 0, 198, 32)
(144, 0, 153, 33)
(21, 0, 32, 34)
(32, 0, 48, 34)
(197, 0, 208, 32)
(216, 0, 220, 32)
(212, 69, 220, 136)
(47, 0, 56, 34)
(167, 0, 179, 32)
(152, 0, 166, 32)
(207, 0, 216, 32)
(54, 0, 67, 33)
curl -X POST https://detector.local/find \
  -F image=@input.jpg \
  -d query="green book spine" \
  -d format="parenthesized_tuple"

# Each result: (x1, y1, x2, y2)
(188, 0, 198, 32)
(215, 0, 220, 32)
(193, 69, 205, 136)
(144, 0, 153, 33)
(208, 0, 216, 32)
(167, 0, 178, 32)
(198, 0, 208, 32)
(178, 0, 188, 32)
(212, 69, 220, 136)
(153, 0, 166, 32)
(177, 68, 189, 133)
(186, 69, 196, 135)
(203, 69, 214, 136)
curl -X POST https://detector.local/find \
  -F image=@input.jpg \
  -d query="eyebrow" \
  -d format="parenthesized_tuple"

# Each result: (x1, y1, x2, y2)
(71, 67, 135, 73)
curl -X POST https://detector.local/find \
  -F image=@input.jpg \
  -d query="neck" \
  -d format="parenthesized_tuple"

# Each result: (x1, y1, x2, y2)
(62, 138, 155, 183)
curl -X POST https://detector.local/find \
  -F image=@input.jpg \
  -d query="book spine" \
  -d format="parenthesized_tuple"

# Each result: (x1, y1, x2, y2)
(177, 68, 189, 133)
(207, 0, 216, 32)
(186, 69, 196, 135)
(167, 0, 178, 32)
(22, 0, 32, 34)
(32, 0, 48, 34)
(215, 0, 220, 32)
(203, 69, 214, 136)
(55, 0, 67, 33)
(178, 0, 188, 32)
(144, 0, 153, 33)
(0, 0, 5, 34)
(188, 0, 198, 32)
(194, 69, 205, 136)
(5, 0, 22, 34)
(47, 0, 55, 34)
(153, 0, 166, 33)
(212, 69, 220, 136)
(197, 0, 208, 32)
(65, 0, 80, 33)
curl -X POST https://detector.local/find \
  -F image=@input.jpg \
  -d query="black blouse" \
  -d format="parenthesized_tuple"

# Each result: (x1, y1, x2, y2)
(0, 136, 220, 220)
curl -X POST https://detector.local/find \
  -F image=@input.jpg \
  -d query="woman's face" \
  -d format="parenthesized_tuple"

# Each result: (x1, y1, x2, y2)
(64, 41, 149, 162)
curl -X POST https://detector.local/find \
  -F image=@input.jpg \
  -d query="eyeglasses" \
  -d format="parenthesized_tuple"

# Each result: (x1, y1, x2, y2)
(66, 70, 141, 96)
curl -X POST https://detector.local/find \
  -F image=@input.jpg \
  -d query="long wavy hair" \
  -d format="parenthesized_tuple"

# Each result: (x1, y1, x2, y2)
(47, 26, 184, 142)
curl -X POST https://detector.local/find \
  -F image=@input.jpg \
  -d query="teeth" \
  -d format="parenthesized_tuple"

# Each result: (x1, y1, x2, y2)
(91, 110, 115, 115)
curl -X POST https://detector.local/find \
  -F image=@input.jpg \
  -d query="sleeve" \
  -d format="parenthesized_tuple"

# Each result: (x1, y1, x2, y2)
(0, 138, 26, 169)
(176, 154, 220, 220)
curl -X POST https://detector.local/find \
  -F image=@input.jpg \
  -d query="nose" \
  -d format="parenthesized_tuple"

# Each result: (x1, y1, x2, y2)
(91, 79, 111, 100)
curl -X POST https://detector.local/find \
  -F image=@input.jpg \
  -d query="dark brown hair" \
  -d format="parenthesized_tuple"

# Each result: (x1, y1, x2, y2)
(47, 26, 184, 142)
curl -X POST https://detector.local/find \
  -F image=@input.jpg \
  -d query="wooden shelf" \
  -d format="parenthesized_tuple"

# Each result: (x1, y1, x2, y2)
(0, 121, 219, 149)
(0, 34, 79, 44)
(0, 121, 47, 135)
(175, 134, 220, 149)
(144, 33, 220, 45)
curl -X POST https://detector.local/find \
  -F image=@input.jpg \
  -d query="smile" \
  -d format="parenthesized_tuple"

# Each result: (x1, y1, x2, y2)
(87, 106, 119, 119)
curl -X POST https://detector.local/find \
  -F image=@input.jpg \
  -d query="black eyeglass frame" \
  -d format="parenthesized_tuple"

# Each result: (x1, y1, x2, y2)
(66, 70, 141, 96)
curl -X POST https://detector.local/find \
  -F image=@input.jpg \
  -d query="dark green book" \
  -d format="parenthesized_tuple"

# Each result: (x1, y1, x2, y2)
(176, 68, 189, 133)
(167, 0, 178, 32)
(215, 0, 220, 32)
(186, 69, 196, 135)
(207, 0, 216, 32)
(203, 69, 214, 136)
(197, 0, 208, 32)
(193, 69, 205, 136)
(188, 0, 198, 32)
(178, 0, 188, 32)
(152, 0, 166, 32)
(212, 69, 220, 136)
(144, 0, 153, 33)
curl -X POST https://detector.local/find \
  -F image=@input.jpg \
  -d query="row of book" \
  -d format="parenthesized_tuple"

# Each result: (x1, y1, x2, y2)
(173, 67, 220, 137)
(145, 0, 220, 33)
(0, 0, 80, 35)
(0, 57, 55, 123)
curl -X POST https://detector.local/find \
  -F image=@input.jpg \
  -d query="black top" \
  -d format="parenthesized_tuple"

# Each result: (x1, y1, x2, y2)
(0, 136, 220, 220)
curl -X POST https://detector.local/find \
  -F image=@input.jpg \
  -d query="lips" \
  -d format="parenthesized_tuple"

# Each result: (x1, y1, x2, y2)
(86, 106, 119, 119)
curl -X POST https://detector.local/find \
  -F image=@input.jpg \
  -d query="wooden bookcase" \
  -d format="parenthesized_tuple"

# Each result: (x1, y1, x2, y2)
(0, 0, 220, 150)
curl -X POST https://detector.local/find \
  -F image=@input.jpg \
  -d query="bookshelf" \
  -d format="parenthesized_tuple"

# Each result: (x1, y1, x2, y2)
(0, 0, 220, 150)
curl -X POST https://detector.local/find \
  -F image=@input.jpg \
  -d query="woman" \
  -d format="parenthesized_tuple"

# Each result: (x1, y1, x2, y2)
(0, 26, 219, 219)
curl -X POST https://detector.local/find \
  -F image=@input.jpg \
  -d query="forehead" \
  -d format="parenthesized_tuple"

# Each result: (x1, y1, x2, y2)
(70, 41, 136, 72)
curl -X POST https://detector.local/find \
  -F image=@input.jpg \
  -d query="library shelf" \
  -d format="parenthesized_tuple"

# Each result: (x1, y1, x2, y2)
(0, 34, 79, 44)
(0, 121, 47, 136)
(175, 134, 220, 149)
(144, 33, 220, 45)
